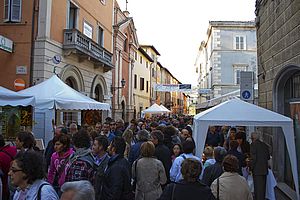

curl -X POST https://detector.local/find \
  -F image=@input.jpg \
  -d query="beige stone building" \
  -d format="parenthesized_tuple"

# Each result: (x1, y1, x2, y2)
(256, 0, 300, 198)
(133, 48, 153, 118)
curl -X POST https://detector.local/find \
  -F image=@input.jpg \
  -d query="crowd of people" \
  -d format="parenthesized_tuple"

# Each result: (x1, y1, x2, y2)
(0, 115, 272, 200)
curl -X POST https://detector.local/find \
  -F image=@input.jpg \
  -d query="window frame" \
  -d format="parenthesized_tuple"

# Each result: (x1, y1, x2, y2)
(4, 0, 22, 23)
(233, 64, 248, 85)
(234, 35, 246, 50)
(146, 81, 149, 93)
(97, 25, 104, 47)
(134, 74, 137, 89)
(140, 77, 145, 91)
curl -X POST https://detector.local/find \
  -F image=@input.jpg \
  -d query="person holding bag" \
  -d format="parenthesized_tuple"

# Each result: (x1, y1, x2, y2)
(211, 155, 253, 200)
(132, 141, 167, 200)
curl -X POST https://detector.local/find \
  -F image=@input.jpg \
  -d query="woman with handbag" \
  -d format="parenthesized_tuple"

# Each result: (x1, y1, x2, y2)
(132, 141, 167, 200)
(47, 134, 73, 196)
(211, 155, 253, 200)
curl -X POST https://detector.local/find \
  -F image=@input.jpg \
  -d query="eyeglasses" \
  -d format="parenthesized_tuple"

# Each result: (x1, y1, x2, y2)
(110, 123, 116, 126)
(9, 168, 23, 173)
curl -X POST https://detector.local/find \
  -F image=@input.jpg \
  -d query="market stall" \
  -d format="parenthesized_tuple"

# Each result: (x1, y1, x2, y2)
(193, 98, 299, 199)
(18, 75, 110, 144)
(0, 86, 35, 138)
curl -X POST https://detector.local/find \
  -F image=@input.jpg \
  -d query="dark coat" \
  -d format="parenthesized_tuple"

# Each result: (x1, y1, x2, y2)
(101, 154, 131, 200)
(44, 139, 54, 169)
(202, 162, 223, 187)
(154, 144, 172, 183)
(95, 154, 110, 200)
(227, 149, 245, 175)
(158, 180, 215, 200)
(250, 139, 270, 175)
(128, 141, 144, 166)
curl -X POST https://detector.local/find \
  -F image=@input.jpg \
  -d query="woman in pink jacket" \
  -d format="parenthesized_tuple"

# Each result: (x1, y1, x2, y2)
(47, 134, 73, 196)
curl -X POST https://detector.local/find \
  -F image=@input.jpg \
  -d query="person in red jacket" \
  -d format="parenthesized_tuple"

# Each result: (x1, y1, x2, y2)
(0, 134, 17, 200)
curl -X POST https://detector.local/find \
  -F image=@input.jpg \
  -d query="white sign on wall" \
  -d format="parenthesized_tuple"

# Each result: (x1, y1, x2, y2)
(83, 21, 93, 39)
(16, 66, 27, 75)
(0, 35, 13, 53)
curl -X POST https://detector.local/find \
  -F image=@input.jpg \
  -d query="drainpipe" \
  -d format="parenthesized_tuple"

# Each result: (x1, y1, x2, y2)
(30, 0, 37, 86)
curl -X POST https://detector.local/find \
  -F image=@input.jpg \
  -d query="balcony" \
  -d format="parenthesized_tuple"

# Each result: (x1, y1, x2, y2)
(63, 29, 113, 72)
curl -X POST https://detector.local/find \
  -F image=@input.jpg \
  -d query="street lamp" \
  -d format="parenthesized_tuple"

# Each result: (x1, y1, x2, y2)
(111, 78, 126, 92)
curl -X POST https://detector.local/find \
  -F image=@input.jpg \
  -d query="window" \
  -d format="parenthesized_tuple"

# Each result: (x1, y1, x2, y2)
(152, 67, 155, 77)
(135, 52, 137, 60)
(4, 0, 22, 22)
(134, 74, 137, 89)
(63, 111, 79, 125)
(98, 26, 104, 47)
(68, 2, 77, 29)
(146, 81, 149, 93)
(140, 56, 143, 64)
(140, 77, 144, 90)
(235, 36, 246, 50)
(233, 65, 248, 84)
(124, 38, 128, 52)
(146, 61, 148, 68)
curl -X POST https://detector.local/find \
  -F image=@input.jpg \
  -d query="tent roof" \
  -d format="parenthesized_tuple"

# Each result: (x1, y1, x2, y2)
(160, 104, 171, 112)
(18, 75, 110, 110)
(194, 98, 292, 125)
(143, 103, 168, 113)
(0, 86, 35, 106)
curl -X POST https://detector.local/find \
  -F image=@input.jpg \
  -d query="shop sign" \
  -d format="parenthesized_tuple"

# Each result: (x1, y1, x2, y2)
(0, 35, 13, 53)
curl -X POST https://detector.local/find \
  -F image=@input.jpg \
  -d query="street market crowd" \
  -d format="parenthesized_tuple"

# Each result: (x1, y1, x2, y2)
(0, 115, 274, 200)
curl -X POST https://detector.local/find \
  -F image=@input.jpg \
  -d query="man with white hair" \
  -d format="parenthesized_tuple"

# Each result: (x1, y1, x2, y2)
(60, 180, 95, 200)
(250, 132, 270, 200)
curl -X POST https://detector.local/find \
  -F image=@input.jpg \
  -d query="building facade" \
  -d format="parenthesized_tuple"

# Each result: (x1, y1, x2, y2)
(140, 45, 160, 105)
(0, 0, 114, 125)
(0, 0, 37, 90)
(133, 47, 153, 118)
(195, 21, 257, 107)
(112, 2, 138, 122)
(256, 0, 300, 198)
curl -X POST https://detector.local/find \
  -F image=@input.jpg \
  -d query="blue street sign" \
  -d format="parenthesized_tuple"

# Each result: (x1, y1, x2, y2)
(242, 90, 251, 99)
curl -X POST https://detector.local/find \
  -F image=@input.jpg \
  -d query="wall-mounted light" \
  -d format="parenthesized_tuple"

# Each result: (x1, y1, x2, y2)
(111, 78, 126, 92)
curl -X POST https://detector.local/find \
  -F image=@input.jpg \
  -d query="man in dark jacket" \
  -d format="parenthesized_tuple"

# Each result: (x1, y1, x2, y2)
(151, 130, 172, 183)
(128, 129, 150, 166)
(101, 137, 131, 200)
(158, 158, 214, 200)
(92, 136, 110, 200)
(250, 132, 270, 200)
(202, 146, 227, 186)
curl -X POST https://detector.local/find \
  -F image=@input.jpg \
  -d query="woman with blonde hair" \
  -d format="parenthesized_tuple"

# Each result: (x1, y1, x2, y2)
(132, 141, 167, 200)
(122, 129, 133, 158)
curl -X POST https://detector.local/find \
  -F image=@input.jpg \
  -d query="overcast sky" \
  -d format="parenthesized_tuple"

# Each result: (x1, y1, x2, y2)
(117, 0, 256, 86)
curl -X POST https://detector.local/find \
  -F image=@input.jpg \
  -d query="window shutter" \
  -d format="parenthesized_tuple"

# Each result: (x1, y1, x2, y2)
(4, 0, 10, 21)
(11, 0, 22, 22)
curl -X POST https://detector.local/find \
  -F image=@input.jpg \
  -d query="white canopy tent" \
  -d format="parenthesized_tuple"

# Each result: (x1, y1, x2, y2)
(193, 98, 299, 199)
(18, 75, 110, 110)
(160, 104, 171, 113)
(18, 75, 110, 145)
(0, 86, 35, 106)
(142, 103, 169, 114)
